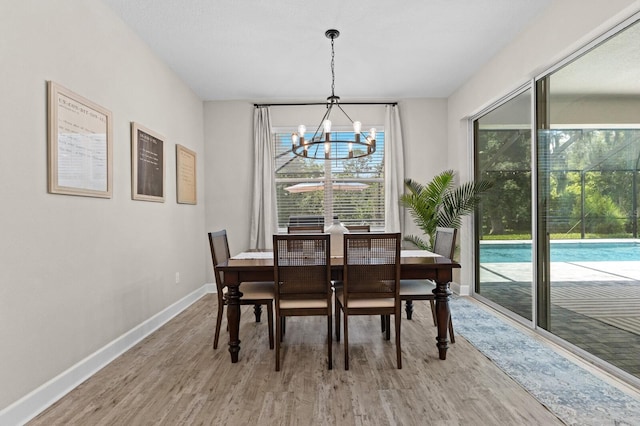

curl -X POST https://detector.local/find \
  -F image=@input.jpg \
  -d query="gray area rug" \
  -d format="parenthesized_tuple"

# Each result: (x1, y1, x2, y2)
(451, 297, 640, 425)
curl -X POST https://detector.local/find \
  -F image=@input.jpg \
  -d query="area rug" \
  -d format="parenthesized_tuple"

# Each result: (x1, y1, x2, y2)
(451, 297, 640, 426)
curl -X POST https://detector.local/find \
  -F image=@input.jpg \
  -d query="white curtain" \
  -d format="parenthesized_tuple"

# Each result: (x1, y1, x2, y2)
(384, 104, 405, 233)
(250, 106, 277, 249)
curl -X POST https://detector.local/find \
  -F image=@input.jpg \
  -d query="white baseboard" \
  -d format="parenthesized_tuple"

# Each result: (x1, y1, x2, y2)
(0, 283, 216, 426)
(450, 281, 468, 296)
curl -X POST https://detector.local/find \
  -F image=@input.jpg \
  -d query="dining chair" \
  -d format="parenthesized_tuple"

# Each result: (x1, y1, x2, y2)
(335, 233, 402, 370)
(273, 233, 333, 371)
(399, 227, 457, 343)
(332, 224, 370, 337)
(208, 230, 274, 350)
(287, 225, 325, 234)
(345, 225, 371, 232)
(282, 224, 326, 336)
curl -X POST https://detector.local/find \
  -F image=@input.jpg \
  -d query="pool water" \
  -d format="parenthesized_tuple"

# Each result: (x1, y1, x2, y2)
(479, 241, 640, 263)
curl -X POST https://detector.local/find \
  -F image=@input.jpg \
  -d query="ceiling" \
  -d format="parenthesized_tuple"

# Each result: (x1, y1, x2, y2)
(101, 0, 553, 101)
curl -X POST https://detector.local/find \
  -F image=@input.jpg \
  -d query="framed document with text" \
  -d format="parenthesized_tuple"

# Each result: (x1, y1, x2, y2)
(176, 144, 197, 204)
(131, 122, 165, 202)
(47, 81, 113, 198)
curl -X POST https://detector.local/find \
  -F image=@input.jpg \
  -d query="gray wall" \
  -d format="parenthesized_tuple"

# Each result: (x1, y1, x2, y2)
(0, 0, 206, 410)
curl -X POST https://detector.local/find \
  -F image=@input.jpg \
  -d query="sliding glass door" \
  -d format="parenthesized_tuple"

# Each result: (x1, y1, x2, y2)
(474, 18, 640, 382)
(475, 89, 533, 320)
(535, 21, 640, 379)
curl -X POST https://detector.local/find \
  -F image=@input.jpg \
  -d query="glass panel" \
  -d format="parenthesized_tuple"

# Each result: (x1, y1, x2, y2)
(475, 89, 533, 320)
(537, 21, 640, 380)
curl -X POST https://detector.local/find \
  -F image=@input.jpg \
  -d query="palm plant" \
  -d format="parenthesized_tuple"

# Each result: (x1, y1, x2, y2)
(401, 170, 493, 250)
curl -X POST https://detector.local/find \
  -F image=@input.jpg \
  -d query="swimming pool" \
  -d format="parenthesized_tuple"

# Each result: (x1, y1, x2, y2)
(479, 240, 640, 263)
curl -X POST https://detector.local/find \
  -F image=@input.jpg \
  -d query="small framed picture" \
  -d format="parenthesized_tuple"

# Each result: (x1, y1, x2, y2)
(131, 122, 165, 202)
(176, 144, 197, 204)
(47, 81, 113, 198)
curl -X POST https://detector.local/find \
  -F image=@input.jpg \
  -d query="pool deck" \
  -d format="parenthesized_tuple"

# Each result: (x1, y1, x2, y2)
(481, 260, 640, 282)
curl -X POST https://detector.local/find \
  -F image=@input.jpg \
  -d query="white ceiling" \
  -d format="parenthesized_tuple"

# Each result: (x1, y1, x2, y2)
(101, 0, 553, 101)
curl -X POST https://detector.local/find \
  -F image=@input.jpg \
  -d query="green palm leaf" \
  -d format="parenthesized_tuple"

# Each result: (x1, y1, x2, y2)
(402, 170, 492, 250)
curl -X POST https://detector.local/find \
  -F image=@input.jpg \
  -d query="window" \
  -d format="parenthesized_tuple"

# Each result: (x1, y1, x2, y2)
(273, 128, 385, 230)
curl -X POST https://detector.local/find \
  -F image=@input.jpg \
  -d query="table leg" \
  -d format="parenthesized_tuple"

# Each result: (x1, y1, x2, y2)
(227, 284, 242, 362)
(433, 280, 452, 360)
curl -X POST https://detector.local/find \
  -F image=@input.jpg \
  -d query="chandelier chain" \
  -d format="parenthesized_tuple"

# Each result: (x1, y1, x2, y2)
(330, 36, 335, 98)
(290, 29, 376, 161)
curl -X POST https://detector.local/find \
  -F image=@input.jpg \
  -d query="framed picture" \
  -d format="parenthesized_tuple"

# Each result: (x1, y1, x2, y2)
(176, 144, 197, 204)
(47, 81, 113, 198)
(131, 122, 165, 202)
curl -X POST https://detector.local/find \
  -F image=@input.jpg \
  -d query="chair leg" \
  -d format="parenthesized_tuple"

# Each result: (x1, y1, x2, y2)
(344, 312, 349, 370)
(281, 317, 286, 336)
(429, 299, 437, 326)
(405, 300, 414, 320)
(385, 315, 391, 341)
(395, 314, 402, 369)
(254, 304, 262, 322)
(213, 305, 224, 350)
(380, 314, 385, 333)
(275, 315, 281, 371)
(267, 302, 274, 349)
(335, 300, 342, 342)
(327, 314, 333, 370)
(449, 314, 455, 344)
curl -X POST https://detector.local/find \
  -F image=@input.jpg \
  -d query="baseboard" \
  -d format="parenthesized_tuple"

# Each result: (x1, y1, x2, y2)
(0, 283, 216, 426)
(450, 280, 468, 296)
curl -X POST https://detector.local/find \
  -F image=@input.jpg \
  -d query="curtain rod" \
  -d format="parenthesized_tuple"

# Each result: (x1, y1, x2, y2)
(254, 101, 397, 107)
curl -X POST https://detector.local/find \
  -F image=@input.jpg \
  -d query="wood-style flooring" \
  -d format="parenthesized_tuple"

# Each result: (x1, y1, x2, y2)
(29, 294, 562, 425)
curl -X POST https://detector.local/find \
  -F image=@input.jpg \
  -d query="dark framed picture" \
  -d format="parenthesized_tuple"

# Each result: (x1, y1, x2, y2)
(131, 122, 165, 202)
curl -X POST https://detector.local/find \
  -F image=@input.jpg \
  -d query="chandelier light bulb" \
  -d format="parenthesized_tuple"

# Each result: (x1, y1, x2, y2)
(298, 125, 306, 138)
(353, 121, 362, 134)
(369, 128, 376, 140)
(323, 120, 332, 134)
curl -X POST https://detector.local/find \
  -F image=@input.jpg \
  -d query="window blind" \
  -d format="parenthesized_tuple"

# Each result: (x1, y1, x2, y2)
(274, 130, 385, 230)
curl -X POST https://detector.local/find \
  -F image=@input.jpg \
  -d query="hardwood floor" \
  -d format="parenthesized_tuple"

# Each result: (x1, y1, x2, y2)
(29, 294, 562, 425)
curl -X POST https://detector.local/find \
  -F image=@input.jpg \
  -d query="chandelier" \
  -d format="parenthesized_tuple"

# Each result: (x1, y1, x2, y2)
(291, 29, 376, 160)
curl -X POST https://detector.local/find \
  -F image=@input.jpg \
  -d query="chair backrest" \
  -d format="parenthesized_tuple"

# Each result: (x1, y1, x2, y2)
(433, 227, 457, 259)
(208, 230, 230, 294)
(288, 215, 324, 228)
(273, 234, 331, 302)
(343, 233, 401, 301)
(345, 225, 371, 232)
(287, 225, 325, 234)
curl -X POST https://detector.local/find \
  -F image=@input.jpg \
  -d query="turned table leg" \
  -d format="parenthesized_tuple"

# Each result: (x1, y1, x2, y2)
(433, 280, 451, 360)
(226, 283, 242, 362)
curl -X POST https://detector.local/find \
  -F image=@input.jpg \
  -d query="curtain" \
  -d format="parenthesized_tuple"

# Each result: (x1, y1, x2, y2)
(384, 104, 405, 233)
(249, 106, 277, 249)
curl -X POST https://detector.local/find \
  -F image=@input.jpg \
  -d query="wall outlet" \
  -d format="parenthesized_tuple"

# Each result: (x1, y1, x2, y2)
(175, 272, 180, 284)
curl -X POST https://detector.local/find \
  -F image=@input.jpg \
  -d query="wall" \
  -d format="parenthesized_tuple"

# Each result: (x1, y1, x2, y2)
(447, 0, 640, 291)
(0, 0, 206, 411)
(203, 98, 447, 283)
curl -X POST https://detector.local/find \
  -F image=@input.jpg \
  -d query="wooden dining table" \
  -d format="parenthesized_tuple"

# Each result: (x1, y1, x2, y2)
(216, 250, 461, 362)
